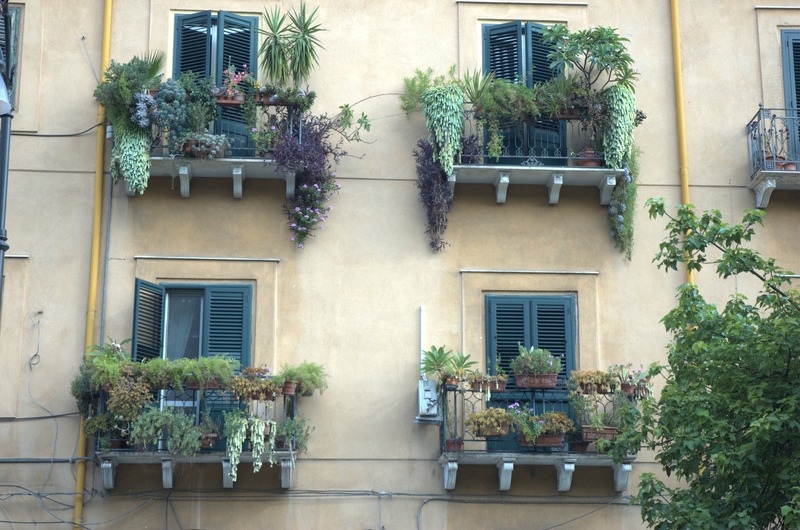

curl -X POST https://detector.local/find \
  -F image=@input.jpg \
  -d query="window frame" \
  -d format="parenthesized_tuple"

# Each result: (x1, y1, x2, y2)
(132, 278, 252, 368)
(485, 293, 577, 394)
(0, 6, 22, 108)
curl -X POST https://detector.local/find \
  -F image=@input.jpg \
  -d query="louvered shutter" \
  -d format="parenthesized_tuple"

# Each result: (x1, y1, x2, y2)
(782, 30, 800, 161)
(483, 22, 523, 81)
(526, 22, 565, 164)
(0, 7, 20, 105)
(173, 12, 213, 78)
(204, 285, 251, 368)
(486, 295, 575, 392)
(132, 279, 165, 361)
(216, 12, 258, 157)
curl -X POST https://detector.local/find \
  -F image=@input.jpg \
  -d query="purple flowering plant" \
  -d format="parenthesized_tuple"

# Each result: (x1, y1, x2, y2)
(272, 112, 350, 247)
(507, 401, 545, 443)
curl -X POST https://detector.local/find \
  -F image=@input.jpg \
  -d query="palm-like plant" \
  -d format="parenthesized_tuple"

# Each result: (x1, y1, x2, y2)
(287, 2, 324, 87)
(259, 6, 291, 86)
(258, 2, 325, 88)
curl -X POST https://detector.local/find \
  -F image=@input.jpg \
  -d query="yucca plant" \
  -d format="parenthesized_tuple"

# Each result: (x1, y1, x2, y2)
(259, 2, 325, 88)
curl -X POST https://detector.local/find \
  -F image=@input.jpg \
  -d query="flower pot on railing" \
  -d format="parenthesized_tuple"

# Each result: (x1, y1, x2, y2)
(535, 433, 564, 447)
(476, 424, 510, 438)
(445, 438, 464, 451)
(581, 425, 618, 442)
(515, 373, 557, 388)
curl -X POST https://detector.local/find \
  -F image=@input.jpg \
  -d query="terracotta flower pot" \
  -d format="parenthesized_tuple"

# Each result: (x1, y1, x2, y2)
(535, 434, 564, 447)
(515, 373, 557, 388)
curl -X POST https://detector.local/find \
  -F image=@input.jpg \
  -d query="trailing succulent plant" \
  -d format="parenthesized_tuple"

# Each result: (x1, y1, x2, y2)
(420, 83, 465, 178)
(602, 84, 636, 171)
(608, 145, 640, 260)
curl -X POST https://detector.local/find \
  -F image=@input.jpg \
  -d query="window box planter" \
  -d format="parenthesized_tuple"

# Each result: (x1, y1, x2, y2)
(515, 373, 557, 388)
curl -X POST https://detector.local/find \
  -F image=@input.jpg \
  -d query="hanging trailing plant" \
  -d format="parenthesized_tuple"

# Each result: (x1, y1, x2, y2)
(94, 51, 166, 195)
(414, 136, 480, 251)
(420, 83, 465, 178)
(602, 84, 636, 170)
(272, 107, 369, 248)
(608, 145, 640, 259)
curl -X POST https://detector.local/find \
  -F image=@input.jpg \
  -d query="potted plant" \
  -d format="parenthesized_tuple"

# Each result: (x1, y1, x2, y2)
(294, 361, 329, 396)
(445, 351, 477, 386)
(420, 345, 455, 385)
(129, 406, 201, 456)
(258, 2, 324, 89)
(465, 407, 512, 438)
(198, 414, 221, 449)
(509, 343, 561, 388)
(84, 412, 128, 452)
(184, 356, 237, 391)
(227, 366, 282, 401)
(276, 415, 314, 454)
(531, 411, 573, 447)
(570, 369, 613, 394)
(507, 402, 545, 446)
(215, 63, 253, 104)
(277, 364, 301, 396)
(93, 51, 166, 194)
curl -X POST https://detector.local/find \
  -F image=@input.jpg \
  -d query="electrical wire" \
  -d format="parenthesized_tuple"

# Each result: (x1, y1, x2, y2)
(11, 123, 103, 137)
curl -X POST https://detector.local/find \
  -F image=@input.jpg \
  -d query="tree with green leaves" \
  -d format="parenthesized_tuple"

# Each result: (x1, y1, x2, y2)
(615, 198, 800, 529)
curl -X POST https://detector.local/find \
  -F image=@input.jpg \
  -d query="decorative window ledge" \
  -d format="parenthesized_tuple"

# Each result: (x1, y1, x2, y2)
(98, 451, 295, 490)
(748, 169, 800, 208)
(138, 157, 296, 200)
(450, 165, 624, 205)
(439, 451, 635, 492)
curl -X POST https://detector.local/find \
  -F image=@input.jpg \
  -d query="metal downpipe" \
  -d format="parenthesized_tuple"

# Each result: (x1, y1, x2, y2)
(670, 0, 694, 285)
(72, 0, 113, 527)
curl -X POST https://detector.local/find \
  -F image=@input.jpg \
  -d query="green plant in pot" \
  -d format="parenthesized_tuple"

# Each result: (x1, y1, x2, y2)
(465, 407, 512, 438)
(129, 406, 201, 456)
(184, 356, 237, 391)
(420, 345, 455, 385)
(93, 51, 166, 194)
(531, 411, 574, 446)
(258, 2, 325, 88)
(507, 402, 545, 445)
(510, 343, 561, 388)
(277, 415, 314, 454)
(226, 366, 281, 401)
(569, 369, 613, 394)
(294, 361, 328, 396)
(446, 351, 477, 385)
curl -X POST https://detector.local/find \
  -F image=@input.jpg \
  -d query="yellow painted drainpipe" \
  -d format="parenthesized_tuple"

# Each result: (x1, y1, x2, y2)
(73, 0, 113, 527)
(670, 0, 694, 285)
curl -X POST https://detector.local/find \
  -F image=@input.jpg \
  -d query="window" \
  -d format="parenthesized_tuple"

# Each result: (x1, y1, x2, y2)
(482, 21, 564, 164)
(0, 6, 22, 108)
(485, 294, 576, 393)
(174, 11, 258, 155)
(782, 30, 800, 160)
(131, 278, 252, 368)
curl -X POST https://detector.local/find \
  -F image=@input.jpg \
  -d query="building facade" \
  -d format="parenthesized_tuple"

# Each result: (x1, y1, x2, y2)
(2, 1, 800, 528)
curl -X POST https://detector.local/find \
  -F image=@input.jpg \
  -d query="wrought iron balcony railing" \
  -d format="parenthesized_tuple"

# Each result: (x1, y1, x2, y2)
(746, 107, 799, 178)
(745, 107, 800, 208)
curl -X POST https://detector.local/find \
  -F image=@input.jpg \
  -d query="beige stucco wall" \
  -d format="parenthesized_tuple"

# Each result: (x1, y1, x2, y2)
(2, 0, 800, 528)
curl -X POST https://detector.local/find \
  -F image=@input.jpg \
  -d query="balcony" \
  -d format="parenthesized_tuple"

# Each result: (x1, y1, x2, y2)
(452, 113, 625, 205)
(746, 107, 800, 208)
(91, 387, 302, 491)
(437, 384, 635, 493)
(143, 104, 303, 199)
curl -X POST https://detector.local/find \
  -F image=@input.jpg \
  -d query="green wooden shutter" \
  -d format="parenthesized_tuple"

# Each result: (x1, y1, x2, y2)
(132, 278, 165, 361)
(483, 22, 524, 165)
(782, 30, 800, 160)
(526, 22, 565, 165)
(204, 285, 251, 369)
(0, 7, 21, 105)
(216, 12, 258, 157)
(173, 12, 213, 78)
(486, 294, 575, 391)
(483, 21, 523, 81)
